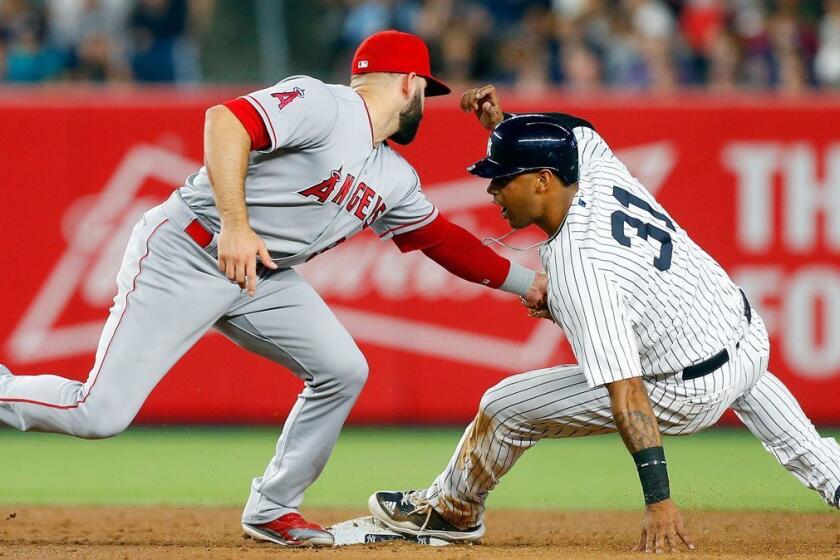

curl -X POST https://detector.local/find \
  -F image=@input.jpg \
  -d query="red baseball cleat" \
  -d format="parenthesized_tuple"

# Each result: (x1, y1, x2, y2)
(242, 512, 334, 547)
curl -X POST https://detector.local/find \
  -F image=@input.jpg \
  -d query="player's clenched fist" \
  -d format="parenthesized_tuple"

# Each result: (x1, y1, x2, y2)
(460, 85, 504, 130)
(217, 223, 278, 296)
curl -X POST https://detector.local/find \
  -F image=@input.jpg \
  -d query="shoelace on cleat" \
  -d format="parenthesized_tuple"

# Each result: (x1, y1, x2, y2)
(400, 491, 433, 535)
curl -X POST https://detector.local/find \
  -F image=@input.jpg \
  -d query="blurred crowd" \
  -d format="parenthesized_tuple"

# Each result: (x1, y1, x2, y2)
(0, 0, 213, 83)
(326, 0, 840, 92)
(2, 0, 839, 92)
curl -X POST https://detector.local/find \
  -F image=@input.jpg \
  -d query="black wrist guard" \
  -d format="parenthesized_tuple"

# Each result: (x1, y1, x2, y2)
(633, 446, 670, 505)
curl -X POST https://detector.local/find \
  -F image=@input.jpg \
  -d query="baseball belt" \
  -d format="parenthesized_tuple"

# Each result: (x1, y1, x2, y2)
(682, 290, 752, 381)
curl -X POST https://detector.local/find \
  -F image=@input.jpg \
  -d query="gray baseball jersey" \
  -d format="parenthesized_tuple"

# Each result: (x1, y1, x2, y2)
(180, 75, 439, 267)
(417, 124, 840, 528)
(0, 75, 532, 529)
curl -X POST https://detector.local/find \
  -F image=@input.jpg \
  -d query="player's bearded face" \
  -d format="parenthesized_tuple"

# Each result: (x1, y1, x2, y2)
(390, 89, 423, 145)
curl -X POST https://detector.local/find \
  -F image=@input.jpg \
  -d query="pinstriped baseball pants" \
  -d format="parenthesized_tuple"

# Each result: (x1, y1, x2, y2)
(425, 314, 840, 528)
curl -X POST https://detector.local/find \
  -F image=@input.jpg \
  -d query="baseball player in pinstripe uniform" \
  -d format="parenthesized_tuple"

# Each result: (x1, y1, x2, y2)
(0, 39, 546, 547)
(369, 86, 840, 552)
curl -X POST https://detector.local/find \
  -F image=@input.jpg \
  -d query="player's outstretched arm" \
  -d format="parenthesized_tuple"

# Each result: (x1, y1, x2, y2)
(392, 215, 544, 303)
(606, 377, 695, 554)
(204, 105, 277, 296)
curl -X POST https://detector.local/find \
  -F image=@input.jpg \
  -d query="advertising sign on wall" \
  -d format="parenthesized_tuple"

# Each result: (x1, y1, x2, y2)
(1, 91, 837, 423)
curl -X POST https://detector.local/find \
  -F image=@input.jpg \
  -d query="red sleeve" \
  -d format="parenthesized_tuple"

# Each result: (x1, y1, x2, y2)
(393, 215, 511, 288)
(223, 97, 271, 151)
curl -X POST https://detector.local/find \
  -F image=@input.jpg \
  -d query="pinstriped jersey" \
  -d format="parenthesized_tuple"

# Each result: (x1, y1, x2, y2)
(541, 126, 745, 388)
(179, 75, 438, 267)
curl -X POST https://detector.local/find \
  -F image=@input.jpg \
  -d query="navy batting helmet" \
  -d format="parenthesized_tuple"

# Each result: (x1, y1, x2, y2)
(467, 114, 579, 185)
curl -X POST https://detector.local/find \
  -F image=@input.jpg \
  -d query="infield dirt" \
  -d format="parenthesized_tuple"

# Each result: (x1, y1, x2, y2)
(0, 506, 836, 559)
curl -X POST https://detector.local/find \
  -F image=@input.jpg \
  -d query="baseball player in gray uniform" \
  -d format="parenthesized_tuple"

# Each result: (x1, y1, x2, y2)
(369, 86, 840, 552)
(0, 37, 545, 547)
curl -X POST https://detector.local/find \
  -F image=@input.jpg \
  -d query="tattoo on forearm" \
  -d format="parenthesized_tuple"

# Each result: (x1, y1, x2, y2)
(614, 410, 661, 453)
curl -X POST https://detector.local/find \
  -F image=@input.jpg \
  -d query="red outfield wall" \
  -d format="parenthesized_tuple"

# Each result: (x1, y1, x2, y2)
(1, 89, 838, 424)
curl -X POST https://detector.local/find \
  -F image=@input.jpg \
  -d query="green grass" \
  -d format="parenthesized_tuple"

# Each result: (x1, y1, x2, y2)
(0, 426, 836, 512)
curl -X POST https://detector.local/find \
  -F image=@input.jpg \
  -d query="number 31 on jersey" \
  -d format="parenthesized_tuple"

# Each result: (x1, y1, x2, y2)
(609, 186, 676, 272)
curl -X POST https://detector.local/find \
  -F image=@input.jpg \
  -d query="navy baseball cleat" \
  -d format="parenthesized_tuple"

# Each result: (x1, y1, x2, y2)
(368, 490, 485, 542)
(834, 485, 839, 509)
(242, 513, 334, 547)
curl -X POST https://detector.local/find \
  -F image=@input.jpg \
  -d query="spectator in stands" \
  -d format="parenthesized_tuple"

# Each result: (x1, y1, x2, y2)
(679, 0, 725, 85)
(601, 10, 648, 87)
(128, 0, 205, 83)
(2, 0, 64, 82)
(770, 0, 817, 92)
(494, 32, 551, 91)
(341, 0, 392, 48)
(46, 0, 130, 50)
(624, 0, 678, 91)
(706, 27, 739, 92)
(562, 39, 602, 91)
(437, 20, 478, 87)
(66, 30, 131, 81)
(46, 0, 131, 82)
(815, 0, 840, 86)
(128, 0, 183, 82)
(503, 3, 553, 91)
(731, 0, 772, 88)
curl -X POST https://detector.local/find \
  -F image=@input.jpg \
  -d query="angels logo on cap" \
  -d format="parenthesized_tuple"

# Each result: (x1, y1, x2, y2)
(351, 30, 450, 97)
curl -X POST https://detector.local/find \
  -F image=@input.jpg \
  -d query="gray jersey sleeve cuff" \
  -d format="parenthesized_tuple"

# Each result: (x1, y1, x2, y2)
(498, 263, 536, 297)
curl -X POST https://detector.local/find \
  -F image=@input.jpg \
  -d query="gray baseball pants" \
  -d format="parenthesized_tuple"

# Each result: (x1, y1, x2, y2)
(0, 192, 366, 523)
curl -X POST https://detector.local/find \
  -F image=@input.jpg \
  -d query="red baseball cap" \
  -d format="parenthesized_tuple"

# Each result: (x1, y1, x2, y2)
(351, 30, 451, 97)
